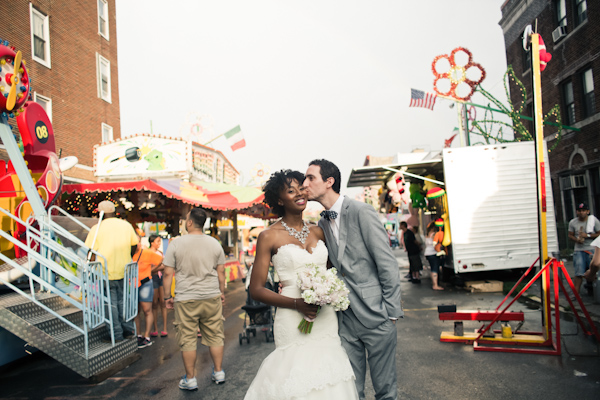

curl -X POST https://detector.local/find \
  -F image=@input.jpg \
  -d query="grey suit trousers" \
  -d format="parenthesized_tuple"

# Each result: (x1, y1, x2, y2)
(339, 307, 398, 400)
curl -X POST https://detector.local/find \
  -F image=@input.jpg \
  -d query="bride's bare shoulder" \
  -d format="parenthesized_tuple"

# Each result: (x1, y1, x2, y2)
(257, 221, 286, 243)
(308, 224, 325, 241)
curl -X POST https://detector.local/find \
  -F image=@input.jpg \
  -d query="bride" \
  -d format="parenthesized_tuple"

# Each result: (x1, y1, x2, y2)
(245, 170, 359, 399)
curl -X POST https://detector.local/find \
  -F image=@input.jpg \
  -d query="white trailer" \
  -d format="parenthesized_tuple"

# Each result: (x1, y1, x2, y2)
(443, 141, 558, 273)
(347, 141, 559, 274)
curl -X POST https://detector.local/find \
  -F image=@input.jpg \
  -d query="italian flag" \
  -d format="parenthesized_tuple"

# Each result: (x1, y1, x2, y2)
(224, 125, 246, 151)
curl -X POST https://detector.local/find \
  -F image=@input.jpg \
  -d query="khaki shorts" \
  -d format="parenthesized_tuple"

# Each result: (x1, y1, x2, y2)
(173, 296, 224, 351)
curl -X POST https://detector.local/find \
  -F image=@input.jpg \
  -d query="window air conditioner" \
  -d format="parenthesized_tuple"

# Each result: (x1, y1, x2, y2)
(559, 174, 586, 190)
(571, 174, 586, 189)
(552, 25, 567, 43)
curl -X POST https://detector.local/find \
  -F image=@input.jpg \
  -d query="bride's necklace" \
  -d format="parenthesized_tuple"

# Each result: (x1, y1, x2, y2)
(280, 219, 310, 244)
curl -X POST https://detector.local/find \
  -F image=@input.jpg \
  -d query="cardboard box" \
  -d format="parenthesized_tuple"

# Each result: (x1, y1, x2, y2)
(464, 280, 503, 293)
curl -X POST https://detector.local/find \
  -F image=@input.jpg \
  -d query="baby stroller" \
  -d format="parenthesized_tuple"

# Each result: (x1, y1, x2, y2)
(239, 264, 276, 344)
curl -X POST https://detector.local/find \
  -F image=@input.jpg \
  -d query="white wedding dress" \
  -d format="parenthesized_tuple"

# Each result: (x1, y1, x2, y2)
(244, 240, 359, 399)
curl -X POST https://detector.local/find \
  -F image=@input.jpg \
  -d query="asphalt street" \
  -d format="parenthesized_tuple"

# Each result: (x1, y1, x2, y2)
(1, 249, 599, 399)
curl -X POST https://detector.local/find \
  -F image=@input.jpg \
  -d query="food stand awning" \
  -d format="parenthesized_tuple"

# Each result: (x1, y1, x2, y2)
(347, 159, 444, 188)
(62, 178, 265, 211)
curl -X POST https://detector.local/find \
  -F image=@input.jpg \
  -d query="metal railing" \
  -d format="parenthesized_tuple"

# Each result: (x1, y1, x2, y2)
(48, 206, 138, 325)
(123, 262, 139, 322)
(0, 204, 143, 357)
(0, 206, 112, 357)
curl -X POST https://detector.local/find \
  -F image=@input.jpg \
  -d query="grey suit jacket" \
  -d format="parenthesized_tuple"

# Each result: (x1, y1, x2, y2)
(319, 197, 403, 329)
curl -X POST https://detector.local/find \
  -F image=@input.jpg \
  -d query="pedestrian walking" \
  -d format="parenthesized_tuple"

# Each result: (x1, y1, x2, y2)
(162, 208, 226, 391)
(400, 221, 422, 284)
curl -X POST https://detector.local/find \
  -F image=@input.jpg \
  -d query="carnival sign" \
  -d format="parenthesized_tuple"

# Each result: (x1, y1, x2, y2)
(94, 134, 188, 177)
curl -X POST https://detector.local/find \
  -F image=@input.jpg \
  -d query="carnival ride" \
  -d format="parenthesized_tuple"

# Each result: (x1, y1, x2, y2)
(0, 42, 138, 377)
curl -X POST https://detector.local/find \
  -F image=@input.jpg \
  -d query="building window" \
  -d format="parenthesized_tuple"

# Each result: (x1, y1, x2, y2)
(581, 68, 595, 118)
(560, 173, 588, 222)
(29, 4, 51, 68)
(562, 81, 575, 125)
(521, 43, 531, 73)
(98, 0, 109, 40)
(555, 0, 567, 27)
(33, 92, 52, 121)
(101, 123, 113, 143)
(96, 53, 111, 103)
(574, 0, 587, 26)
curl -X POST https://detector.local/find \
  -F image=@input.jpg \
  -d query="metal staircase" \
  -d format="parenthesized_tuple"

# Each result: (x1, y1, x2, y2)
(0, 292, 136, 378)
(0, 205, 139, 378)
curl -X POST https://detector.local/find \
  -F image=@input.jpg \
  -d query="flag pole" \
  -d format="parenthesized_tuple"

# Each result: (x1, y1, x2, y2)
(204, 125, 242, 147)
(203, 132, 224, 146)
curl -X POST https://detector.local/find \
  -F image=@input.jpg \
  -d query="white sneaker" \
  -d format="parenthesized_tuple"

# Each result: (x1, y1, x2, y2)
(179, 375, 198, 391)
(212, 369, 225, 384)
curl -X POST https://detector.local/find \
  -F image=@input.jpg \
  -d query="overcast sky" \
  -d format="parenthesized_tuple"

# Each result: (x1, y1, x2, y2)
(116, 0, 508, 196)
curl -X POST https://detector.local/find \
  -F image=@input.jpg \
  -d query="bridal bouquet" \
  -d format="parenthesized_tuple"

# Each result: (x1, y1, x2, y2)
(296, 263, 350, 334)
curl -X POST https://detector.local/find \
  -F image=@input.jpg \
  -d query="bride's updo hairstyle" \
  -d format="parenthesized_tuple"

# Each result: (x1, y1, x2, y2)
(263, 169, 305, 217)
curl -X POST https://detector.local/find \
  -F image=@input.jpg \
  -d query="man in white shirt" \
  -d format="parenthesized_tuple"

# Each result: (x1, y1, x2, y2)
(568, 202, 600, 294)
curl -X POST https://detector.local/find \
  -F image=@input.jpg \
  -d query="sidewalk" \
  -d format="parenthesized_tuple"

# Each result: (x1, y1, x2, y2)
(519, 259, 600, 328)
(392, 248, 600, 328)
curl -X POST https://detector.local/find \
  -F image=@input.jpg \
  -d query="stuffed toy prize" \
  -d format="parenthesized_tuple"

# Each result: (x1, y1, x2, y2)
(409, 183, 427, 209)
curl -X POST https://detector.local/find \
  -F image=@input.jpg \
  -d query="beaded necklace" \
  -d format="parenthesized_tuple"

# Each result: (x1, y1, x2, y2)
(280, 219, 310, 244)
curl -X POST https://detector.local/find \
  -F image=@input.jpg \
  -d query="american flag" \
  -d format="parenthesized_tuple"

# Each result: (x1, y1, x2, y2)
(409, 89, 437, 111)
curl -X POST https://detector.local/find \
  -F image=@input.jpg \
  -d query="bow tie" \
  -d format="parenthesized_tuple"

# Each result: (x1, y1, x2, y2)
(321, 210, 338, 221)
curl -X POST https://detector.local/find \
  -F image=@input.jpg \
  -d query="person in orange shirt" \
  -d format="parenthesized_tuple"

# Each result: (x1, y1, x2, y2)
(149, 234, 169, 337)
(133, 234, 163, 349)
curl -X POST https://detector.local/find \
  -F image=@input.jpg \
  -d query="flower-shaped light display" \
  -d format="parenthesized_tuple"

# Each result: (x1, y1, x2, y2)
(432, 47, 486, 101)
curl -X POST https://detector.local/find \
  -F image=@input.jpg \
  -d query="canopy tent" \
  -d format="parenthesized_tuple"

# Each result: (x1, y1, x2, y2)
(62, 178, 265, 211)
(347, 159, 444, 188)
(60, 178, 273, 237)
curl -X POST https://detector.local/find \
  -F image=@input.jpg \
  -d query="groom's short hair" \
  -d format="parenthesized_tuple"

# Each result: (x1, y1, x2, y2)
(309, 159, 341, 194)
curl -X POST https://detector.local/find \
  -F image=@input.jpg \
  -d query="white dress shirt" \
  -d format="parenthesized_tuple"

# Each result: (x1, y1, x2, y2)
(328, 195, 345, 244)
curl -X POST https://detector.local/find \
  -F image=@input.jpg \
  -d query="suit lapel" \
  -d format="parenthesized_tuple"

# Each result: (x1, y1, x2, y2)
(319, 218, 340, 268)
(337, 197, 350, 262)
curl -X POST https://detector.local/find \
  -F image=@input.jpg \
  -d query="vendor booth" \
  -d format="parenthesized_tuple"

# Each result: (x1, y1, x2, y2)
(348, 143, 560, 275)
(60, 133, 272, 259)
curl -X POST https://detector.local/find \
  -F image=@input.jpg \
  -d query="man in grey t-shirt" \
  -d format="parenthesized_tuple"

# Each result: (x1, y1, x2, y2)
(568, 202, 600, 294)
(163, 208, 226, 391)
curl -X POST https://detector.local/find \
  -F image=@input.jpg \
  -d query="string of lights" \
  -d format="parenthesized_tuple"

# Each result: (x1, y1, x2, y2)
(468, 65, 564, 151)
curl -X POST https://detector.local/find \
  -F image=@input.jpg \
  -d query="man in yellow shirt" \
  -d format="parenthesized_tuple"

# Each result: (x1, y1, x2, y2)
(85, 201, 139, 341)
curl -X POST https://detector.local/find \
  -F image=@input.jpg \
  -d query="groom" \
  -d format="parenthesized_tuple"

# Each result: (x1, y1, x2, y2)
(304, 159, 403, 400)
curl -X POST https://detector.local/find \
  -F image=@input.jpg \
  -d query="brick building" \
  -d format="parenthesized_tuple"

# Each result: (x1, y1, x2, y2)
(0, 0, 120, 183)
(499, 0, 599, 248)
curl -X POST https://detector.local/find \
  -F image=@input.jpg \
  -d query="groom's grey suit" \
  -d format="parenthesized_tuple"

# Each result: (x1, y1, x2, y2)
(319, 196, 402, 400)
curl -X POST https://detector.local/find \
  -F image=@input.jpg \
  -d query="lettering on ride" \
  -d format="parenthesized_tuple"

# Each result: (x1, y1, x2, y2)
(35, 120, 49, 144)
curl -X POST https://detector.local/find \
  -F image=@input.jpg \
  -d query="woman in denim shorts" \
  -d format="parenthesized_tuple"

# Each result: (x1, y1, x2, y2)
(149, 235, 168, 337)
(134, 236, 163, 348)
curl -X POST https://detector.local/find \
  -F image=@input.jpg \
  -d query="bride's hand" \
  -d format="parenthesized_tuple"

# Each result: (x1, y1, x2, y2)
(296, 299, 319, 320)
